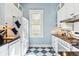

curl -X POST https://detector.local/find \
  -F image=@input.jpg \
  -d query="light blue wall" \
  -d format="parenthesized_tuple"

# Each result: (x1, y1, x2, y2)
(22, 3, 58, 45)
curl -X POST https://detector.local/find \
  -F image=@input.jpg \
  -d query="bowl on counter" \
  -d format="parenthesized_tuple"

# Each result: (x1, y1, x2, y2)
(71, 31, 79, 39)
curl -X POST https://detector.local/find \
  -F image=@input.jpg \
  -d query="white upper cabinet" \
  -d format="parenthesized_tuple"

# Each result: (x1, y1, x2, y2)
(57, 6, 66, 26)
(5, 4, 22, 17)
(58, 3, 75, 21)
(0, 3, 23, 26)
(74, 3, 79, 15)
(57, 3, 79, 27)
(0, 4, 6, 25)
(64, 3, 75, 19)
(58, 5, 66, 21)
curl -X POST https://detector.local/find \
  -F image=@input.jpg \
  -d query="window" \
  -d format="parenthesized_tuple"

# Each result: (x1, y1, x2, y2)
(29, 10, 43, 38)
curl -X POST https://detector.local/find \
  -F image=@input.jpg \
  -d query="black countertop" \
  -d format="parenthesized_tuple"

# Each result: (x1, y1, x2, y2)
(72, 45, 79, 49)
(0, 36, 20, 47)
(52, 34, 79, 49)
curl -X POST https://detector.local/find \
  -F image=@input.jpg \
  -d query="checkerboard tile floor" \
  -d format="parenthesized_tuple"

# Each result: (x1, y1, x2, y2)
(25, 47, 56, 56)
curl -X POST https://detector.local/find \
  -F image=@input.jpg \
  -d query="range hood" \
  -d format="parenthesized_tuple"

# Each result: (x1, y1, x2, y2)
(60, 15, 79, 23)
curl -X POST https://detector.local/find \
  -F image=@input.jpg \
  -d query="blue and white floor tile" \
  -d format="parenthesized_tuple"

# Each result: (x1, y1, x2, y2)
(25, 47, 55, 56)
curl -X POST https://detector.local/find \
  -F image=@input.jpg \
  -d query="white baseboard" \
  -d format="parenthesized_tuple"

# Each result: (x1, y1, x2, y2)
(30, 44, 52, 47)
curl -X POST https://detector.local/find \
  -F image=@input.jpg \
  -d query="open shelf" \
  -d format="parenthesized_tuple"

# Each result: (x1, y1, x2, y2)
(60, 15, 79, 23)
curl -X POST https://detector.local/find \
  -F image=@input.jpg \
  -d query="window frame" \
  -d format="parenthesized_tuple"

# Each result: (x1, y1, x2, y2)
(29, 10, 43, 38)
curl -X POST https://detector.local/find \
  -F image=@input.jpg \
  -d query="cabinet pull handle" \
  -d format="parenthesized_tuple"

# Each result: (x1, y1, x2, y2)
(70, 13, 74, 16)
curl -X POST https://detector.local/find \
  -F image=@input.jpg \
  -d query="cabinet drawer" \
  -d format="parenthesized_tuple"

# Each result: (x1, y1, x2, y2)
(58, 39, 71, 49)
(58, 42, 70, 51)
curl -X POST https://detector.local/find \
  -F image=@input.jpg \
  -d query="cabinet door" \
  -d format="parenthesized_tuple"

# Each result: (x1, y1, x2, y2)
(58, 42, 70, 51)
(0, 44, 8, 56)
(52, 36, 56, 48)
(15, 39, 21, 56)
(74, 22, 79, 32)
(74, 3, 79, 15)
(64, 3, 75, 19)
(9, 43, 16, 56)
(21, 42, 28, 56)
(58, 6, 66, 21)
(21, 38, 29, 56)
(57, 4, 69, 27)
(57, 10, 61, 27)
(9, 39, 21, 56)
(60, 5, 67, 21)
(58, 43, 68, 51)
(58, 38, 71, 51)
(58, 3, 74, 21)
(52, 36, 58, 55)
(5, 3, 22, 17)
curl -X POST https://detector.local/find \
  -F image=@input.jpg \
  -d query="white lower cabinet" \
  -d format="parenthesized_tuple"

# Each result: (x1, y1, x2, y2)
(52, 35, 56, 49)
(8, 43, 16, 56)
(21, 38, 29, 56)
(0, 37, 29, 56)
(52, 35, 58, 55)
(52, 35, 70, 55)
(8, 37, 29, 56)
(58, 38, 71, 51)
(21, 43, 28, 56)
(52, 35, 79, 54)
(0, 44, 8, 56)
(58, 42, 71, 51)
(15, 39, 21, 56)
(58, 43, 67, 51)
(8, 39, 21, 56)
